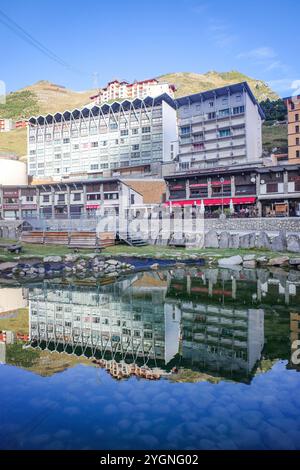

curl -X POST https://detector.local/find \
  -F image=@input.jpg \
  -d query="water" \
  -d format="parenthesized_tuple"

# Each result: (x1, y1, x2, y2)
(0, 266, 300, 450)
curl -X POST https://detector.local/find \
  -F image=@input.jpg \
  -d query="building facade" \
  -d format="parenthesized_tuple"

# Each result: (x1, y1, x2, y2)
(90, 78, 176, 104)
(175, 82, 264, 171)
(27, 95, 178, 181)
(0, 118, 15, 132)
(0, 178, 143, 220)
(284, 95, 300, 164)
(165, 163, 300, 217)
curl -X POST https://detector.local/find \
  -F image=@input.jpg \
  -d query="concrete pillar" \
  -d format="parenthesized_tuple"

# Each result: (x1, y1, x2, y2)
(231, 176, 235, 197)
(82, 184, 87, 216)
(284, 171, 289, 194)
(67, 185, 71, 218)
(51, 187, 55, 218)
(207, 178, 212, 198)
(186, 179, 190, 200)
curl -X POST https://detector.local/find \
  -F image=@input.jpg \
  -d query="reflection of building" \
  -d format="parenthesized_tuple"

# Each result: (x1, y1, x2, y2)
(0, 342, 6, 364)
(0, 288, 28, 314)
(28, 275, 179, 366)
(289, 312, 300, 371)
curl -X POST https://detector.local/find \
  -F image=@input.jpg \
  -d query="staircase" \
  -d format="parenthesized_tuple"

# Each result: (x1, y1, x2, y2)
(118, 232, 148, 247)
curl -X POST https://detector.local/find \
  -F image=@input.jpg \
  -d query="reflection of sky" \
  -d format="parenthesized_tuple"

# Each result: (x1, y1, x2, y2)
(1, 361, 300, 450)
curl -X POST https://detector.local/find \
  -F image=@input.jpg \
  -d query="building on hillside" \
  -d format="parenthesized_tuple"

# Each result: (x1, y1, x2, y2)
(175, 82, 264, 172)
(0, 118, 15, 132)
(27, 94, 178, 181)
(0, 178, 143, 220)
(164, 163, 300, 217)
(15, 120, 28, 129)
(284, 95, 300, 164)
(90, 78, 176, 104)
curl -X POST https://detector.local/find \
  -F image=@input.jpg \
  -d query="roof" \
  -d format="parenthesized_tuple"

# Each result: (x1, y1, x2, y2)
(28, 93, 176, 125)
(175, 82, 265, 120)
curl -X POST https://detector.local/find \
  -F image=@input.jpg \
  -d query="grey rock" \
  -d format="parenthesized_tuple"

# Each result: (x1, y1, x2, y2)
(287, 235, 300, 253)
(243, 254, 256, 261)
(43, 256, 62, 263)
(205, 230, 219, 249)
(228, 234, 240, 249)
(243, 260, 256, 269)
(257, 256, 268, 265)
(255, 231, 272, 250)
(271, 233, 287, 252)
(106, 259, 119, 266)
(218, 255, 243, 266)
(240, 233, 255, 249)
(219, 232, 229, 249)
(289, 258, 300, 266)
(0, 262, 18, 271)
(64, 254, 80, 263)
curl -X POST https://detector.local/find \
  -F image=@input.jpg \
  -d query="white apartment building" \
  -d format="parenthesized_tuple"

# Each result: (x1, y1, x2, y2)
(90, 78, 176, 104)
(175, 82, 264, 171)
(0, 118, 15, 132)
(27, 94, 178, 180)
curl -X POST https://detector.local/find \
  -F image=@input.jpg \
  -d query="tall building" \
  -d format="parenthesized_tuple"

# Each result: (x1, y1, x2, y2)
(27, 94, 178, 181)
(90, 78, 176, 104)
(284, 95, 300, 164)
(0, 118, 15, 132)
(175, 82, 264, 171)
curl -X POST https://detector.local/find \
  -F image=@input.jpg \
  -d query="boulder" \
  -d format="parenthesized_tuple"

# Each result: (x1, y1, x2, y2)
(0, 262, 18, 271)
(43, 256, 62, 263)
(271, 232, 287, 252)
(257, 256, 269, 265)
(106, 259, 119, 266)
(205, 230, 219, 249)
(287, 235, 300, 253)
(243, 260, 257, 269)
(240, 233, 256, 249)
(243, 254, 256, 261)
(64, 254, 80, 263)
(218, 255, 243, 267)
(219, 232, 230, 249)
(268, 256, 289, 267)
(289, 258, 300, 266)
(228, 234, 240, 249)
(255, 231, 272, 250)
(151, 263, 160, 270)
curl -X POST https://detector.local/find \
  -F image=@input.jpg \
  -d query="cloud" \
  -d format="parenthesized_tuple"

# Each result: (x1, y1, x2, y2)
(208, 21, 238, 48)
(267, 79, 299, 95)
(237, 47, 277, 60)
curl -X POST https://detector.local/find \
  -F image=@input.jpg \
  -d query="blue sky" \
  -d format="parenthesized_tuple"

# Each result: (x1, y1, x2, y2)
(0, 0, 299, 97)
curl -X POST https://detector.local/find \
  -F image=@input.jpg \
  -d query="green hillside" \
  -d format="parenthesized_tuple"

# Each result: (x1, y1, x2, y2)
(158, 71, 279, 101)
(0, 90, 39, 120)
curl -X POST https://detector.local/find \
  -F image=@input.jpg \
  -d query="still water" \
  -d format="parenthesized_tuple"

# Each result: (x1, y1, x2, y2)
(0, 266, 300, 450)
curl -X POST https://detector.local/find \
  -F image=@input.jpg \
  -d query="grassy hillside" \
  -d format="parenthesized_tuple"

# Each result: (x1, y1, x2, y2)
(158, 71, 279, 101)
(0, 127, 27, 157)
(262, 123, 288, 153)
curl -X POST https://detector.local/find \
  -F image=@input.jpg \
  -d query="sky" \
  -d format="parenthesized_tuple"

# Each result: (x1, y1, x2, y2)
(0, 0, 299, 97)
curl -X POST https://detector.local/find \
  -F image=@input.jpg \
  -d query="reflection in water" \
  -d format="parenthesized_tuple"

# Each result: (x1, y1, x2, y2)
(1, 268, 300, 450)
(25, 267, 300, 382)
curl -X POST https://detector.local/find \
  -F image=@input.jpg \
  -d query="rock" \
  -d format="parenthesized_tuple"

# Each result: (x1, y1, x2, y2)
(151, 263, 160, 270)
(228, 234, 240, 249)
(38, 267, 45, 275)
(255, 231, 272, 250)
(205, 230, 219, 249)
(240, 233, 256, 249)
(64, 254, 80, 263)
(106, 272, 119, 277)
(43, 256, 62, 263)
(243, 260, 256, 269)
(106, 259, 119, 266)
(268, 256, 289, 267)
(218, 255, 243, 267)
(243, 255, 256, 261)
(219, 232, 229, 249)
(0, 262, 18, 271)
(287, 235, 300, 253)
(289, 258, 300, 266)
(257, 256, 268, 265)
(271, 232, 287, 252)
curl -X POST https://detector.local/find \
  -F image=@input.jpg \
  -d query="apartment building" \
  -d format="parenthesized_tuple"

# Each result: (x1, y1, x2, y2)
(27, 94, 178, 181)
(165, 163, 300, 217)
(175, 82, 264, 171)
(0, 118, 15, 132)
(90, 78, 176, 104)
(0, 178, 142, 220)
(284, 95, 300, 164)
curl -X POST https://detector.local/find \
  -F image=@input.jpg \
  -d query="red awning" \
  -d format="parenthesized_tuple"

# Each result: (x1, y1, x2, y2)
(165, 197, 256, 207)
(86, 204, 100, 209)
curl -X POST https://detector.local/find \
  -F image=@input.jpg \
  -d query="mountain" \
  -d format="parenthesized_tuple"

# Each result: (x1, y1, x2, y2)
(158, 71, 279, 102)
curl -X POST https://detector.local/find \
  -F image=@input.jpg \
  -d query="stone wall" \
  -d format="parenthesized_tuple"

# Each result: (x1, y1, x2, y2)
(203, 217, 300, 234)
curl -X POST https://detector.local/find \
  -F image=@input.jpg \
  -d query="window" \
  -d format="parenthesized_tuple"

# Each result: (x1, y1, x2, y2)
(296, 138, 299, 145)
(132, 144, 139, 151)
(63, 138, 70, 144)
(120, 130, 128, 136)
(73, 193, 81, 201)
(142, 126, 151, 134)
(219, 129, 231, 138)
(180, 126, 191, 135)
(110, 122, 118, 130)
(209, 101, 214, 108)
(208, 112, 216, 120)
(130, 194, 135, 205)
(132, 128, 138, 135)
(43, 195, 50, 203)
(91, 141, 98, 148)
(296, 114, 299, 121)
(297, 150, 300, 158)
(58, 194, 65, 203)
(296, 126, 300, 133)
(233, 106, 245, 115)
(219, 108, 230, 117)
(266, 183, 278, 193)
(90, 164, 99, 170)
